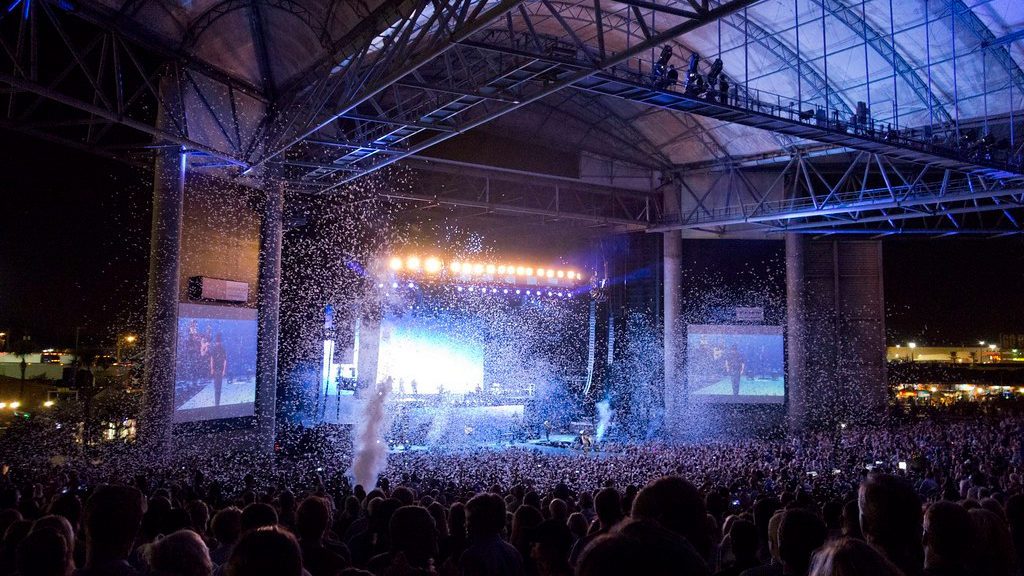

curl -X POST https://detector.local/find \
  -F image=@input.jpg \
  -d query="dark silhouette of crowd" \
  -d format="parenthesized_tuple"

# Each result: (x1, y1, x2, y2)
(1, 416, 1023, 576)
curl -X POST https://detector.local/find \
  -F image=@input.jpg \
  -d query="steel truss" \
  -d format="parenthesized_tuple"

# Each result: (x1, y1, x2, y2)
(654, 152, 1024, 236)
(391, 155, 654, 230)
(0, 0, 272, 167)
(260, 0, 762, 189)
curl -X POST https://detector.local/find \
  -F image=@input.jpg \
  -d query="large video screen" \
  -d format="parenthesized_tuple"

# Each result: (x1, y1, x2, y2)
(687, 324, 785, 404)
(377, 314, 485, 395)
(174, 303, 258, 422)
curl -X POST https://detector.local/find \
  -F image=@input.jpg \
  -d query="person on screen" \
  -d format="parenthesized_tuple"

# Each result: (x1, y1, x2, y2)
(725, 344, 745, 396)
(184, 321, 204, 389)
(209, 333, 227, 407)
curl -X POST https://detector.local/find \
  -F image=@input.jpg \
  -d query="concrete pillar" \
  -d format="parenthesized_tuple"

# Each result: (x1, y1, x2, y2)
(254, 180, 284, 451)
(785, 232, 806, 429)
(662, 184, 683, 419)
(141, 71, 186, 451)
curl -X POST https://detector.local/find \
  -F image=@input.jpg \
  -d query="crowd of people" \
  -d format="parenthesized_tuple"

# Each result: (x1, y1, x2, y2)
(1, 414, 1023, 576)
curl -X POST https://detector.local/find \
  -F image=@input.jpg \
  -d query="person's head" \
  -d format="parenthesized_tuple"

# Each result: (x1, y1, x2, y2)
(548, 498, 568, 522)
(187, 500, 210, 535)
(511, 505, 543, 552)
(466, 493, 506, 539)
(212, 507, 242, 548)
(16, 527, 70, 576)
(531, 520, 574, 574)
(225, 526, 302, 576)
(389, 506, 437, 567)
(808, 537, 904, 576)
(295, 497, 331, 541)
(729, 519, 758, 563)
(923, 501, 971, 571)
(858, 474, 923, 573)
(840, 500, 862, 540)
(145, 529, 212, 576)
(568, 512, 588, 540)
(240, 503, 277, 534)
(82, 485, 145, 566)
(31, 515, 75, 569)
(970, 507, 1017, 576)
(594, 488, 622, 528)
(631, 476, 711, 560)
(47, 494, 82, 532)
(778, 509, 826, 575)
(391, 486, 415, 507)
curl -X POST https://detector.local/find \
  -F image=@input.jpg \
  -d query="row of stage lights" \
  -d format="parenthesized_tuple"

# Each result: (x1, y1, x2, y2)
(380, 282, 575, 298)
(388, 256, 583, 281)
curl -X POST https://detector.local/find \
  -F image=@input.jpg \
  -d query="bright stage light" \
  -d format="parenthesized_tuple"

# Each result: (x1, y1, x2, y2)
(406, 256, 421, 270)
(473, 263, 484, 274)
(546, 270, 554, 278)
(391, 282, 399, 288)
(486, 264, 496, 274)
(506, 264, 515, 274)
(424, 257, 442, 273)
(557, 270, 565, 278)
(451, 262, 462, 273)
(498, 265, 506, 274)
(516, 266, 525, 275)
(389, 257, 403, 271)
(516, 289, 521, 294)
(537, 268, 545, 277)
(9, 402, 19, 409)
(525, 268, 534, 276)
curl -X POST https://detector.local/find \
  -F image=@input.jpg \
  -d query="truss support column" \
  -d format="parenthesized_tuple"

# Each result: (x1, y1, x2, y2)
(255, 178, 285, 452)
(663, 184, 683, 423)
(785, 233, 807, 430)
(141, 71, 186, 452)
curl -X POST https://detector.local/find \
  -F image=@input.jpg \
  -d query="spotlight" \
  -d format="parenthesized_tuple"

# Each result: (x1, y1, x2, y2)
(568, 270, 576, 279)
(457, 286, 463, 291)
(497, 265, 506, 274)
(9, 402, 19, 409)
(537, 268, 545, 277)
(547, 291, 553, 296)
(406, 256, 421, 270)
(407, 282, 414, 288)
(516, 289, 521, 294)
(451, 261, 462, 273)
(486, 264, 496, 274)
(424, 257, 442, 273)
(557, 271, 565, 278)
(545, 270, 554, 278)
(391, 282, 399, 288)
(506, 264, 515, 274)
(526, 290, 532, 295)
(43, 400, 54, 407)
(503, 289, 508, 294)
(491, 288, 497, 293)
(525, 268, 534, 276)
(0, 403, 6, 409)
(469, 287, 475, 292)
(516, 266, 525, 275)
(473, 263, 484, 274)
(389, 257, 403, 271)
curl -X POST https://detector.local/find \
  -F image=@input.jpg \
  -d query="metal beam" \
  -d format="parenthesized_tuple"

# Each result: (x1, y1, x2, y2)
(381, 191, 648, 230)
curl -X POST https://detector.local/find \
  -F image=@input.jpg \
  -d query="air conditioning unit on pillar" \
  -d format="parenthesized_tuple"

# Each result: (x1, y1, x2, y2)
(188, 276, 249, 303)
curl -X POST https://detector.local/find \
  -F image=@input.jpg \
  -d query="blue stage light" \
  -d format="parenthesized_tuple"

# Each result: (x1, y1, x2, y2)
(515, 290, 521, 295)
(391, 282, 399, 288)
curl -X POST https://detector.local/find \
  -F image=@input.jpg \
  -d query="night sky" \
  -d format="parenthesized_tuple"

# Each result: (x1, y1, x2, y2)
(1, 132, 1022, 348)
